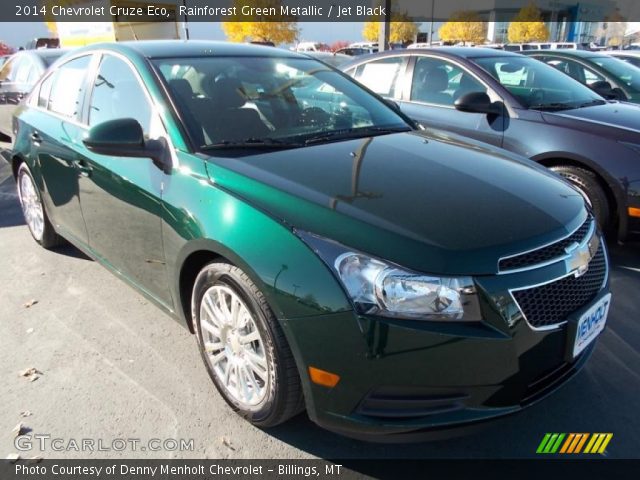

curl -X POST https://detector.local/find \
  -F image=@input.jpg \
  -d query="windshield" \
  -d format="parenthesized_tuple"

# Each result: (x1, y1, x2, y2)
(473, 55, 604, 110)
(153, 56, 411, 150)
(591, 56, 640, 93)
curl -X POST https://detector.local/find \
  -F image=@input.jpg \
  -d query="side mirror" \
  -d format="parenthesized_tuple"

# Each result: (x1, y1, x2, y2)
(590, 80, 614, 97)
(454, 91, 502, 115)
(82, 118, 170, 172)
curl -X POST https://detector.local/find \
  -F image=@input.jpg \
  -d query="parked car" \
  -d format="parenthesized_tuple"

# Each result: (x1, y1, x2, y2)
(342, 48, 640, 238)
(524, 50, 640, 103)
(604, 50, 640, 69)
(0, 55, 9, 68)
(304, 51, 351, 67)
(504, 42, 588, 52)
(334, 46, 377, 56)
(295, 42, 330, 53)
(0, 49, 67, 141)
(25, 37, 60, 50)
(11, 41, 610, 440)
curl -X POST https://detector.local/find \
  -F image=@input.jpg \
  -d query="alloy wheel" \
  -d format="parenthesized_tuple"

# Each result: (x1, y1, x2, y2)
(18, 169, 44, 241)
(199, 285, 270, 409)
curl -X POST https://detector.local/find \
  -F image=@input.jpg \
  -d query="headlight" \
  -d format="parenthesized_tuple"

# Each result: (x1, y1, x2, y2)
(298, 232, 480, 321)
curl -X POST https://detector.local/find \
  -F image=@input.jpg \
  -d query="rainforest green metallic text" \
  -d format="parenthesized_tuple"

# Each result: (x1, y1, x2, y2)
(10, 41, 610, 440)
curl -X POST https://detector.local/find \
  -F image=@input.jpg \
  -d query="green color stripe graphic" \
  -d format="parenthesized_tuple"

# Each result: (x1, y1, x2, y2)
(543, 434, 559, 453)
(537, 433, 552, 453)
(550, 433, 566, 453)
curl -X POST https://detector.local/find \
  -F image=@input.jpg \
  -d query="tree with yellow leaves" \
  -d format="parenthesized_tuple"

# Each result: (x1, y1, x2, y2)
(362, 9, 419, 44)
(222, 0, 298, 45)
(439, 11, 487, 45)
(508, 3, 550, 43)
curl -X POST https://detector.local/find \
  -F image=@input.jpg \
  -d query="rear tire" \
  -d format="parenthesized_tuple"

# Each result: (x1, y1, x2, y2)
(192, 261, 304, 427)
(16, 162, 63, 249)
(550, 165, 610, 229)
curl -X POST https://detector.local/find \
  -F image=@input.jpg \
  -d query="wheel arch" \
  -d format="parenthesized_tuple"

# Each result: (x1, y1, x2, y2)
(175, 239, 267, 334)
(11, 152, 27, 179)
(532, 152, 627, 238)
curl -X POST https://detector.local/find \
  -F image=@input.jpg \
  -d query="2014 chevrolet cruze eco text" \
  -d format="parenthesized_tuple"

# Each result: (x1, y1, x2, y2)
(10, 41, 611, 440)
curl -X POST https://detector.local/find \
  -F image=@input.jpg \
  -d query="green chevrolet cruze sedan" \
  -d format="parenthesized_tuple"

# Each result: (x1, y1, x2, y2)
(10, 41, 611, 440)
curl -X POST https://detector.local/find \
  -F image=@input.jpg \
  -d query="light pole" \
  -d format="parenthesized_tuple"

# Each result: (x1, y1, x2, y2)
(378, 0, 392, 51)
(429, 0, 435, 46)
(182, 0, 190, 40)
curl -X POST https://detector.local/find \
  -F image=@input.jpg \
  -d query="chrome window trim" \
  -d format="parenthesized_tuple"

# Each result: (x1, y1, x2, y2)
(508, 235, 608, 332)
(497, 213, 592, 274)
(24, 48, 179, 169)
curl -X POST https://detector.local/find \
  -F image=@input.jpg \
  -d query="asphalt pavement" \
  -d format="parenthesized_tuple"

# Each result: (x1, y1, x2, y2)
(1, 152, 639, 460)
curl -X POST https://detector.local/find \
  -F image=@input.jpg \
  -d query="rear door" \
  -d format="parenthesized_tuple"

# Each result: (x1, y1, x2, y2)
(399, 55, 506, 148)
(350, 55, 408, 100)
(76, 53, 172, 306)
(28, 54, 94, 245)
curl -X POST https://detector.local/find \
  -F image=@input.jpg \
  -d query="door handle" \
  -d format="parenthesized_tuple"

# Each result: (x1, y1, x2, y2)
(73, 159, 92, 177)
(30, 132, 42, 144)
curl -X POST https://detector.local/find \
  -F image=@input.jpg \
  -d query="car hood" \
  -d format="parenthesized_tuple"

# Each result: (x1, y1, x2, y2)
(204, 130, 586, 275)
(542, 101, 640, 136)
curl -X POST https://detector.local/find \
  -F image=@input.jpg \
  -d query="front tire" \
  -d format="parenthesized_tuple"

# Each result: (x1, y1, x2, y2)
(16, 162, 63, 249)
(192, 262, 304, 427)
(550, 165, 610, 229)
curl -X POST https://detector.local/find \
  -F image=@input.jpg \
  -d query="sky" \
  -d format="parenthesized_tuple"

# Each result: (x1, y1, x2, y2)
(0, 21, 368, 49)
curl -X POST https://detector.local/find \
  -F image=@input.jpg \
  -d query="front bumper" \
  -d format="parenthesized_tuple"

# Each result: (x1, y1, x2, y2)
(281, 239, 609, 440)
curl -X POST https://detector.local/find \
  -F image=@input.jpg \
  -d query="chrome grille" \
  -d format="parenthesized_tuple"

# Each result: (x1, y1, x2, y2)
(511, 244, 607, 329)
(499, 217, 592, 272)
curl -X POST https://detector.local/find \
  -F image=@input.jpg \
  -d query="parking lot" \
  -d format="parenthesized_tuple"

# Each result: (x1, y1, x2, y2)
(1, 153, 639, 460)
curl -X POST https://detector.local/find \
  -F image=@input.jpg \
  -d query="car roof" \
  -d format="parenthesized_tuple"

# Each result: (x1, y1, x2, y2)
(341, 47, 522, 68)
(525, 49, 607, 59)
(26, 48, 70, 60)
(607, 50, 640, 57)
(85, 40, 306, 59)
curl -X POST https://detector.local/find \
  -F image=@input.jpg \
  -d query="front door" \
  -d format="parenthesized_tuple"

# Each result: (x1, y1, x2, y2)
(77, 53, 171, 306)
(399, 55, 506, 148)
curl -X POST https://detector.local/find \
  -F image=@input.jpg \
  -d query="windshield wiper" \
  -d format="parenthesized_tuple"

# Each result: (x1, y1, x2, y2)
(576, 99, 607, 108)
(304, 126, 411, 146)
(529, 102, 575, 111)
(200, 138, 304, 151)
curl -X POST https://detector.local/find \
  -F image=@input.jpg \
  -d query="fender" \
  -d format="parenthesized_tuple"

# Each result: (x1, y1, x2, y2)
(531, 150, 628, 239)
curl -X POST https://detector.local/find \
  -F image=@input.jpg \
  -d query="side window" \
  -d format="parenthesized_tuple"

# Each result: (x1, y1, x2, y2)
(355, 56, 405, 98)
(544, 58, 604, 86)
(0, 57, 15, 82)
(14, 58, 33, 84)
(89, 55, 152, 135)
(411, 56, 487, 106)
(48, 55, 92, 119)
(38, 73, 54, 109)
(26, 65, 41, 86)
(582, 67, 605, 86)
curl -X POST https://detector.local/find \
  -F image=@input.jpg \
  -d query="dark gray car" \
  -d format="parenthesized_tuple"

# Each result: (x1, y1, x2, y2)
(342, 48, 640, 240)
(0, 49, 67, 141)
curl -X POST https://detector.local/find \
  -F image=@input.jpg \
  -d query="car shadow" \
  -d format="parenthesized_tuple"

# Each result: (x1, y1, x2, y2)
(0, 159, 91, 261)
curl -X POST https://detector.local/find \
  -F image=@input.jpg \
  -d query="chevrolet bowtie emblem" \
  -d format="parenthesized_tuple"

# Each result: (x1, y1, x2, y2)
(564, 234, 598, 278)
